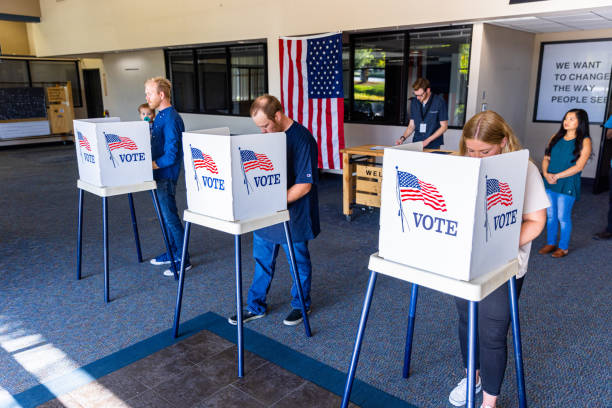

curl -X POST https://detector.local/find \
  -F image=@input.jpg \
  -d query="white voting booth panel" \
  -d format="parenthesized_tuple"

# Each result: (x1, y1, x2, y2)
(378, 149, 528, 281)
(182, 127, 287, 222)
(73, 118, 153, 187)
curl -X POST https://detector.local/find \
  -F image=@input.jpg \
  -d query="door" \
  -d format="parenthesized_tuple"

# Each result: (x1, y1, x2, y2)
(83, 69, 104, 118)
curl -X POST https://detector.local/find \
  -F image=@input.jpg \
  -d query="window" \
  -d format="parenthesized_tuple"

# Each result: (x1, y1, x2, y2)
(165, 43, 267, 116)
(29, 60, 82, 107)
(0, 58, 82, 106)
(344, 26, 471, 127)
(167, 50, 197, 113)
(0, 60, 29, 87)
(407, 28, 471, 127)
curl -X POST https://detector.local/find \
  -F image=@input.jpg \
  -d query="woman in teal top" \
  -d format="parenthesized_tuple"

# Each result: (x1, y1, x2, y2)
(539, 109, 592, 258)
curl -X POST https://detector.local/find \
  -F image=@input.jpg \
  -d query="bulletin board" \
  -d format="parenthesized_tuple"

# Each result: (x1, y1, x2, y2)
(534, 39, 612, 124)
(0, 87, 47, 121)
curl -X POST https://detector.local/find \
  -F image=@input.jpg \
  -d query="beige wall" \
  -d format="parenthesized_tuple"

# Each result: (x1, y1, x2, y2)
(525, 28, 612, 178)
(0, 21, 31, 55)
(27, 0, 612, 98)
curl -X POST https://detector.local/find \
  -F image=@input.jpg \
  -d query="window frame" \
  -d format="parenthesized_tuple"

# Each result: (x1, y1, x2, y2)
(0, 57, 82, 107)
(164, 42, 268, 117)
(344, 25, 472, 129)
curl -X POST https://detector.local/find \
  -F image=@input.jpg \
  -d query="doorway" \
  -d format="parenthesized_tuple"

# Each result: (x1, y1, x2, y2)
(83, 69, 104, 118)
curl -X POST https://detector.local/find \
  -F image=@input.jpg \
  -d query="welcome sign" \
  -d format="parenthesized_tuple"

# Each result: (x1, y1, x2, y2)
(378, 149, 528, 281)
(73, 118, 153, 187)
(182, 127, 287, 222)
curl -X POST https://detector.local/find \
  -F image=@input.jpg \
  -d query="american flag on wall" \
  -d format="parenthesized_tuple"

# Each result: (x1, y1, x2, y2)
(279, 32, 345, 170)
(104, 133, 138, 151)
(191, 147, 218, 174)
(240, 149, 274, 172)
(397, 170, 447, 212)
(486, 178, 513, 210)
(77, 131, 91, 151)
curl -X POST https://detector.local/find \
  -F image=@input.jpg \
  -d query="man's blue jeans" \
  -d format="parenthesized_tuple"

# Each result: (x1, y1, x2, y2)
(546, 189, 576, 251)
(247, 233, 312, 315)
(156, 178, 188, 262)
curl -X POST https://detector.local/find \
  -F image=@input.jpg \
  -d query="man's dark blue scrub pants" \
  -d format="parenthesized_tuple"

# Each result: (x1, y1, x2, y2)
(247, 233, 312, 315)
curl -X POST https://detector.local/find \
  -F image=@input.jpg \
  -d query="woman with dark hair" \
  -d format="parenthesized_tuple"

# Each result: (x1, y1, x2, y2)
(538, 109, 592, 258)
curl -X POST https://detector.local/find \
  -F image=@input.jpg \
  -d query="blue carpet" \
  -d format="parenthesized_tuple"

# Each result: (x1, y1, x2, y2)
(7, 312, 415, 408)
(1, 143, 611, 407)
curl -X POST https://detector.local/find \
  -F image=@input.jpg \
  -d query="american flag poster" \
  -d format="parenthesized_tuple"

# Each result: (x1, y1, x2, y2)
(104, 133, 138, 151)
(77, 131, 91, 151)
(191, 146, 218, 174)
(397, 170, 447, 212)
(486, 178, 513, 210)
(240, 149, 274, 172)
(279, 32, 345, 170)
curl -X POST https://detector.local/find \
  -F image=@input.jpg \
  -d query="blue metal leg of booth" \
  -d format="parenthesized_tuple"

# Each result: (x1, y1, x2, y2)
(150, 190, 178, 280)
(102, 197, 110, 303)
(76, 188, 84, 281)
(466, 301, 478, 408)
(509, 276, 527, 408)
(341, 271, 378, 408)
(172, 222, 192, 338)
(283, 221, 312, 338)
(235, 234, 244, 378)
(127, 193, 143, 263)
(402, 283, 419, 378)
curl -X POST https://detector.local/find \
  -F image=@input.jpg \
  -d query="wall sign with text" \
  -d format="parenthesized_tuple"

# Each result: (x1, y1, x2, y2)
(534, 39, 612, 124)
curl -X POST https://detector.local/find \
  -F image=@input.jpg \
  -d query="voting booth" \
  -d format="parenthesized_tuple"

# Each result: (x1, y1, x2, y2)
(73, 118, 153, 187)
(182, 127, 287, 222)
(173, 127, 312, 378)
(378, 148, 529, 281)
(73, 117, 176, 303)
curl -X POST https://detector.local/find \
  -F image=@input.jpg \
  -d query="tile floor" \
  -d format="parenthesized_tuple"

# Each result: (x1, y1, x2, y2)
(37, 330, 359, 408)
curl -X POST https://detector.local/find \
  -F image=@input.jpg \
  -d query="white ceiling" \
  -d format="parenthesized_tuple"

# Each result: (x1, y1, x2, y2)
(487, 6, 612, 33)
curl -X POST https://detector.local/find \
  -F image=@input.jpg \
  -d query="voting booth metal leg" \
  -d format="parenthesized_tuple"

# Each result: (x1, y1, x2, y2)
(127, 193, 143, 263)
(341, 270, 378, 408)
(172, 222, 192, 338)
(102, 197, 110, 303)
(466, 301, 478, 408)
(402, 283, 419, 378)
(150, 190, 178, 280)
(509, 276, 528, 408)
(283, 221, 312, 337)
(76, 189, 84, 281)
(235, 234, 244, 378)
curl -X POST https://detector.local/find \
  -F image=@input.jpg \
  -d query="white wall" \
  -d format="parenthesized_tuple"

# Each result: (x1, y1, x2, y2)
(102, 50, 166, 121)
(525, 28, 612, 178)
(472, 24, 535, 143)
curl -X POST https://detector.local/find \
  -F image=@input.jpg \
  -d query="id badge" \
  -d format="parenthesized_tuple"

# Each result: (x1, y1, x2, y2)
(419, 123, 427, 133)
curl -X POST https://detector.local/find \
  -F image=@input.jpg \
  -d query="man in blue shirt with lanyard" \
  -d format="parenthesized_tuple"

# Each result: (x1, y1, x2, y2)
(395, 77, 449, 149)
(228, 94, 320, 326)
(593, 114, 612, 240)
(144, 77, 191, 276)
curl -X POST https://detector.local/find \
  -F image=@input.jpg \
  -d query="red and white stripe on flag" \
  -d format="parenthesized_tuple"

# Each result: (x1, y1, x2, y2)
(279, 33, 345, 170)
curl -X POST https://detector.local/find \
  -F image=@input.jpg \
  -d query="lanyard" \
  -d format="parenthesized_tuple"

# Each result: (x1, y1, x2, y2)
(419, 95, 433, 122)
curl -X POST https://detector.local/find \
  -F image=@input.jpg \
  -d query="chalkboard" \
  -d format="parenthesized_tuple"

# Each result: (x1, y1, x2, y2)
(0, 87, 47, 121)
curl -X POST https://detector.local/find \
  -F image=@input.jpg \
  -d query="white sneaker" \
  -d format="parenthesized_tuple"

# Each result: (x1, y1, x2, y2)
(449, 377, 482, 406)
(163, 262, 192, 277)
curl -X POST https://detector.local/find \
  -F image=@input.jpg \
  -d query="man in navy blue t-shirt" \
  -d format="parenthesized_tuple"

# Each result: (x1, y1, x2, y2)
(396, 77, 448, 149)
(145, 77, 191, 276)
(228, 95, 320, 327)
